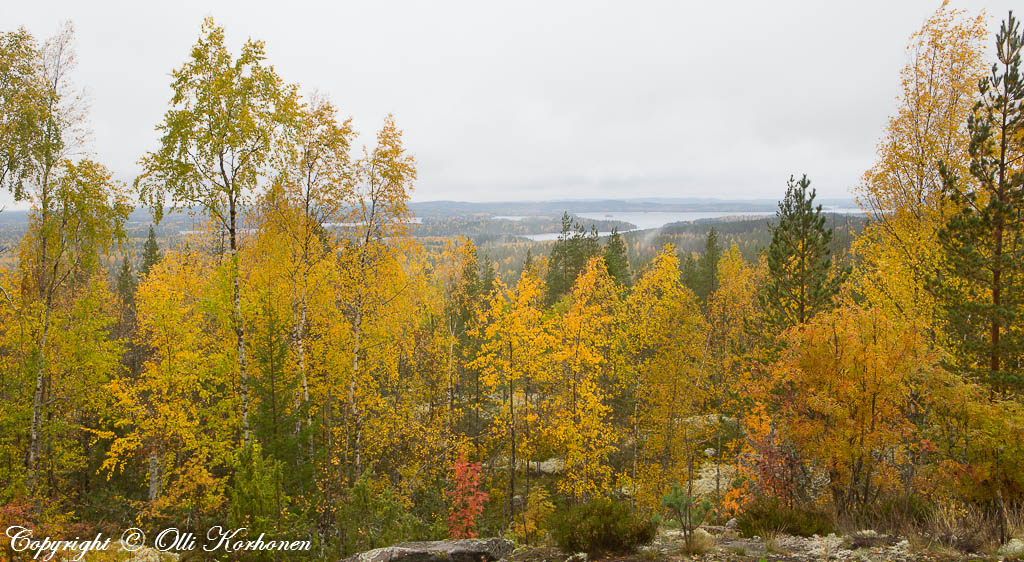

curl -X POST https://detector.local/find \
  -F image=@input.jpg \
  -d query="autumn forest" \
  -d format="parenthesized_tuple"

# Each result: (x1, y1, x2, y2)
(1, 4, 1024, 560)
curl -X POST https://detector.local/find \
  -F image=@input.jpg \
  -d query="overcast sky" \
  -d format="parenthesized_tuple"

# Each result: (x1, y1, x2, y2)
(1, 1, 1015, 208)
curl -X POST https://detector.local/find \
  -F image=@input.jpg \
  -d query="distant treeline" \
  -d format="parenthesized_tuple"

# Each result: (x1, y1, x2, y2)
(467, 213, 867, 286)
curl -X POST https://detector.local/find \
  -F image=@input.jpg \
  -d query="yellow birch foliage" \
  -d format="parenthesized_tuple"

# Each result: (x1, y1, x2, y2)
(260, 91, 355, 449)
(621, 245, 707, 510)
(435, 237, 483, 434)
(473, 267, 552, 495)
(315, 114, 429, 505)
(0, 273, 121, 504)
(106, 244, 236, 523)
(551, 257, 620, 499)
(707, 244, 766, 414)
(853, 5, 988, 329)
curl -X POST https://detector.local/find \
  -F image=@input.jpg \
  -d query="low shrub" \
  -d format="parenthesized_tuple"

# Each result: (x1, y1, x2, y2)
(546, 497, 656, 555)
(844, 494, 935, 533)
(736, 497, 833, 537)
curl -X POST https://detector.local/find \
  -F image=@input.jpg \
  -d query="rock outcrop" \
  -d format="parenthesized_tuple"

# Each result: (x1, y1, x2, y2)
(343, 538, 514, 562)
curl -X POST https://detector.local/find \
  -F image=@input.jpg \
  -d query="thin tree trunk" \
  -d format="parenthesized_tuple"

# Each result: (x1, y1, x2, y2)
(295, 282, 313, 456)
(228, 197, 251, 447)
(990, 65, 1009, 386)
(350, 303, 363, 479)
(507, 341, 516, 525)
(148, 453, 162, 501)
(448, 326, 455, 434)
(27, 181, 53, 492)
(235, 261, 250, 446)
(27, 300, 52, 491)
(632, 378, 640, 510)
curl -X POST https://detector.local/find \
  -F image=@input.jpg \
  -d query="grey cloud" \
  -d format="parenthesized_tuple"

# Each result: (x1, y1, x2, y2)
(1, 0, 1016, 209)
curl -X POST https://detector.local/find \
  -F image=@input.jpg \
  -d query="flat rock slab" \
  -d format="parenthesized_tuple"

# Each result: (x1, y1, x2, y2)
(344, 538, 514, 562)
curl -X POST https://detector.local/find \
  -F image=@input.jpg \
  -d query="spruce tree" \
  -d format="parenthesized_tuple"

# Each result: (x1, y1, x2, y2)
(694, 228, 721, 302)
(115, 255, 136, 309)
(114, 255, 137, 346)
(935, 12, 1024, 394)
(761, 174, 843, 329)
(140, 225, 162, 277)
(602, 227, 631, 286)
(479, 254, 497, 296)
(114, 255, 145, 378)
(680, 253, 699, 294)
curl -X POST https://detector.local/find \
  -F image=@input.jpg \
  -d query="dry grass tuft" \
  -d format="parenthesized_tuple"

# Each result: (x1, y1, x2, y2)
(756, 524, 787, 554)
(681, 530, 715, 556)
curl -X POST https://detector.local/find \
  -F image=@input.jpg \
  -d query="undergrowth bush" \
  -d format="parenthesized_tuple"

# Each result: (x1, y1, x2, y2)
(736, 497, 833, 537)
(338, 471, 440, 556)
(546, 497, 656, 555)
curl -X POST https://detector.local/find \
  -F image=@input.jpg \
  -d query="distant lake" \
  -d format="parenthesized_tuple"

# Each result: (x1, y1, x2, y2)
(519, 208, 864, 242)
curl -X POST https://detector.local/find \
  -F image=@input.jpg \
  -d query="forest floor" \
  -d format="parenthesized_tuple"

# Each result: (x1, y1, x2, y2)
(508, 527, 1020, 562)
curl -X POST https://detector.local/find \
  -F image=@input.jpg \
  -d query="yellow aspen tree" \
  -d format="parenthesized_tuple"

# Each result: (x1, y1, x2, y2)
(0, 24, 129, 497)
(135, 18, 300, 447)
(434, 238, 495, 441)
(386, 256, 462, 510)
(366, 254, 445, 474)
(0, 271, 122, 508)
(927, 381, 1024, 532)
(242, 223, 304, 451)
(16, 159, 130, 496)
(705, 244, 765, 503)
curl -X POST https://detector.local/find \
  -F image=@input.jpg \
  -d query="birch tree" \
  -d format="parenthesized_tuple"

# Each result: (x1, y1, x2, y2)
(136, 18, 297, 446)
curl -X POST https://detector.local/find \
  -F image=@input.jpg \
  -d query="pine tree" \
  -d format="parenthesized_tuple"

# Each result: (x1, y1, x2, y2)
(140, 225, 162, 277)
(761, 175, 843, 329)
(935, 11, 1024, 394)
(602, 227, 631, 286)
(228, 443, 286, 544)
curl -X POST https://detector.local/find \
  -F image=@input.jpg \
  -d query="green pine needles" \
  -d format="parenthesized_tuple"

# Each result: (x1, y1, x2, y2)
(760, 174, 844, 330)
(935, 11, 1024, 394)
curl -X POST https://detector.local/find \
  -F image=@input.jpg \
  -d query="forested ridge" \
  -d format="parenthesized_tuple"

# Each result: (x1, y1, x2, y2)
(1, 5, 1024, 560)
